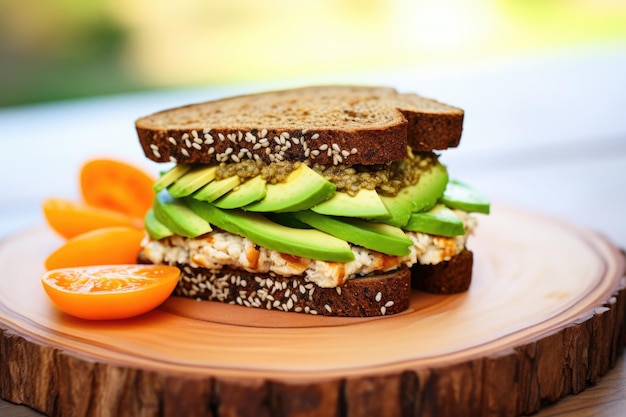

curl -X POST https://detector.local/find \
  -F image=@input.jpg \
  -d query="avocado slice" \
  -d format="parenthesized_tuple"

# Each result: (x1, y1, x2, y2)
(153, 164, 192, 193)
(144, 208, 174, 240)
(311, 189, 389, 218)
(186, 199, 354, 262)
(404, 204, 465, 237)
(153, 191, 212, 238)
(378, 163, 449, 227)
(265, 213, 313, 229)
(440, 180, 491, 214)
(244, 164, 336, 212)
(193, 175, 241, 202)
(213, 175, 267, 209)
(168, 166, 217, 198)
(293, 210, 412, 256)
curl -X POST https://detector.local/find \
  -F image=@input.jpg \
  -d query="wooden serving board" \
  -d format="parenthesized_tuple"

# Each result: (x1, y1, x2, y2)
(1, 205, 625, 417)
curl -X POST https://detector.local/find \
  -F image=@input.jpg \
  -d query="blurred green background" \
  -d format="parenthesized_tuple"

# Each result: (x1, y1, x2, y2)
(1, 0, 625, 108)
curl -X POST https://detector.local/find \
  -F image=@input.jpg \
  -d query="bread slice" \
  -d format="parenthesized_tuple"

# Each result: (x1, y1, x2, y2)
(411, 249, 473, 294)
(170, 264, 412, 317)
(138, 249, 472, 317)
(136, 86, 464, 166)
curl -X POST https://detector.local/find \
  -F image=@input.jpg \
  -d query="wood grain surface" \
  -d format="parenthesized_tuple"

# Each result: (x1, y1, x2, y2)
(1, 205, 625, 416)
(3, 356, 625, 417)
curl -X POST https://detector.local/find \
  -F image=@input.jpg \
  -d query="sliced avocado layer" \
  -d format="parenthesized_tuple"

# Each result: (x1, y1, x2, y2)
(213, 175, 267, 209)
(186, 199, 354, 262)
(153, 191, 212, 238)
(311, 189, 389, 218)
(440, 180, 490, 214)
(405, 204, 465, 237)
(147, 159, 486, 259)
(244, 164, 336, 212)
(379, 163, 449, 227)
(293, 210, 412, 256)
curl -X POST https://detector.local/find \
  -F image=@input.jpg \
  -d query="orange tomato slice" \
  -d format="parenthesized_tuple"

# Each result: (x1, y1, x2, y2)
(80, 158, 155, 218)
(45, 226, 146, 270)
(42, 265, 180, 320)
(42, 198, 143, 239)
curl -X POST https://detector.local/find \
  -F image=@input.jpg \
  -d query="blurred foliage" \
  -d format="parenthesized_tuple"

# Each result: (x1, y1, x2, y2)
(1, 0, 625, 108)
(504, 0, 626, 42)
(0, 0, 146, 106)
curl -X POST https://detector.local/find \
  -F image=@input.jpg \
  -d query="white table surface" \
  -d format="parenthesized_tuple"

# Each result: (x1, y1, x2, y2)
(1, 43, 625, 416)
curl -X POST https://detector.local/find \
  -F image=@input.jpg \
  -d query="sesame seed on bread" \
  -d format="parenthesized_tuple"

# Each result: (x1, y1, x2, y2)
(135, 86, 464, 166)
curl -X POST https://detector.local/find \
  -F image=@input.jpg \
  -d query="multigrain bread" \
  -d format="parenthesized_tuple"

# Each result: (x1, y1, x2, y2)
(155, 258, 471, 316)
(411, 249, 474, 294)
(136, 86, 464, 166)
(169, 264, 413, 317)
(137, 253, 472, 317)
(136, 85, 483, 317)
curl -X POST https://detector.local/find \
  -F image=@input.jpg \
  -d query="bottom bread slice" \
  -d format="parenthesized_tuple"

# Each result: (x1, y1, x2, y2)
(151, 249, 474, 317)
(411, 249, 473, 294)
(172, 264, 411, 317)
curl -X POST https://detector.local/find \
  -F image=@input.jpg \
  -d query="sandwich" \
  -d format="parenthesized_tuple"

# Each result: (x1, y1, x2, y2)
(135, 86, 489, 317)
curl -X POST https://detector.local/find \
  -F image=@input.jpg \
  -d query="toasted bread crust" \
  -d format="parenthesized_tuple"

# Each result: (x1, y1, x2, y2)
(166, 264, 411, 317)
(136, 86, 463, 166)
(411, 249, 473, 294)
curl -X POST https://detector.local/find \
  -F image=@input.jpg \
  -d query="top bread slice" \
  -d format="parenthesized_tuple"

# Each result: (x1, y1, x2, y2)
(136, 85, 464, 166)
